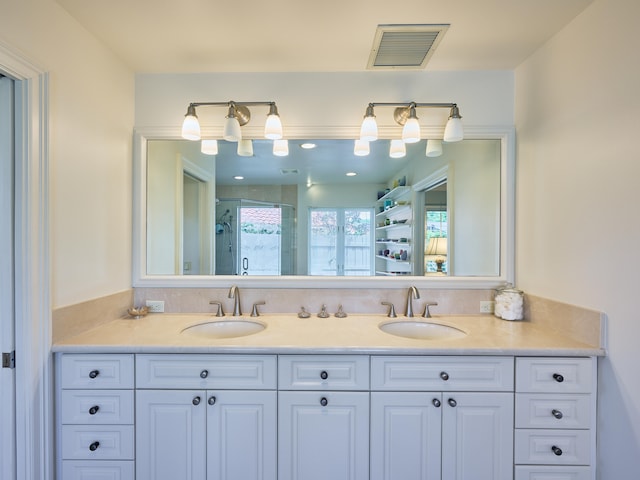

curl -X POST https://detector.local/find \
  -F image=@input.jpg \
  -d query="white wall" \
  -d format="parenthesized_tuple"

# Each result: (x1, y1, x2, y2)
(1, 0, 134, 308)
(515, 0, 640, 476)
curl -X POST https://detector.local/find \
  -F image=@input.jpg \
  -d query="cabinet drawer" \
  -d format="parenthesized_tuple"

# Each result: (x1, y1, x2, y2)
(371, 356, 514, 391)
(515, 429, 591, 465)
(278, 355, 369, 390)
(515, 465, 591, 480)
(59, 354, 134, 389)
(61, 425, 134, 460)
(60, 390, 134, 425)
(62, 460, 134, 480)
(136, 354, 277, 389)
(516, 393, 591, 429)
(516, 358, 593, 393)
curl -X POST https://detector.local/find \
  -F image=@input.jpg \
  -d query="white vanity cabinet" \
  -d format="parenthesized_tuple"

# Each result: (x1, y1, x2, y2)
(514, 357, 596, 480)
(278, 355, 370, 480)
(56, 353, 135, 480)
(370, 356, 515, 480)
(135, 354, 278, 480)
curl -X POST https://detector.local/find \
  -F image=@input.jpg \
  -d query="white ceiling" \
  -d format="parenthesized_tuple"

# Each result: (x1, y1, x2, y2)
(55, 0, 594, 73)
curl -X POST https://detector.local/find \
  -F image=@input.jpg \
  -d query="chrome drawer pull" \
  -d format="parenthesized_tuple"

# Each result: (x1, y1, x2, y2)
(89, 441, 100, 452)
(553, 373, 564, 383)
(551, 445, 563, 456)
(88, 405, 100, 415)
(200, 369, 209, 379)
(320, 370, 329, 380)
(551, 409, 563, 419)
(88, 370, 100, 379)
(440, 371, 449, 381)
(320, 397, 328, 406)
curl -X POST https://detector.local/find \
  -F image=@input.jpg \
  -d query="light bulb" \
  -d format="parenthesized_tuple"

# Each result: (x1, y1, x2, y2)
(354, 139, 370, 156)
(389, 139, 406, 158)
(181, 105, 200, 141)
(425, 139, 443, 157)
(201, 139, 218, 155)
(273, 139, 289, 157)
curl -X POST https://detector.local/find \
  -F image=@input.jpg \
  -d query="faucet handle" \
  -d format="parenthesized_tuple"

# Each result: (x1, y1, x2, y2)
(422, 302, 438, 318)
(317, 304, 330, 318)
(381, 301, 397, 318)
(298, 307, 311, 318)
(209, 301, 225, 317)
(251, 301, 265, 317)
(335, 305, 347, 318)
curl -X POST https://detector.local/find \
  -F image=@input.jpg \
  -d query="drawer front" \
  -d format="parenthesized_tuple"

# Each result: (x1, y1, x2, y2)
(516, 358, 593, 393)
(515, 429, 591, 465)
(61, 425, 134, 460)
(278, 355, 370, 390)
(515, 465, 592, 480)
(136, 354, 277, 389)
(371, 356, 514, 391)
(59, 354, 134, 389)
(61, 390, 134, 425)
(62, 460, 134, 480)
(516, 393, 591, 429)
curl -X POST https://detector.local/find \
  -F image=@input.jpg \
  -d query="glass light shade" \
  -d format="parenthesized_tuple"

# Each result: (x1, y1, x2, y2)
(402, 117, 421, 143)
(273, 139, 289, 157)
(360, 116, 378, 142)
(264, 114, 283, 140)
(443, 117, 464, 142)
(237, 139, 254, 157)
(353, 139, 370, 156)
(201, 139, 218, 155)
(223, 115, 242, 142)
(389, 139, 406, 158)
(182, 114, 201, 141)
(425, 139, 443, 157)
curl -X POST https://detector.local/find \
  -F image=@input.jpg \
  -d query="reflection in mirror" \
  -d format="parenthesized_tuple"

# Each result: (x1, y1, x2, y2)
(142, 137, 503, 279)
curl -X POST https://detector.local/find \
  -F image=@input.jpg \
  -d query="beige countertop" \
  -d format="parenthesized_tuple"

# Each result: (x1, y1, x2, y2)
(52, 313, 605, 356)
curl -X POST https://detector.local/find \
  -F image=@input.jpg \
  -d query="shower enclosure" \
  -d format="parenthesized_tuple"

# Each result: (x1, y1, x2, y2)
(215, 198, 296, 275)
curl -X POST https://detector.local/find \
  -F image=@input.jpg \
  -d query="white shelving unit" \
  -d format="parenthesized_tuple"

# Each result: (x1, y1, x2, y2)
(375, 187, 413, 276)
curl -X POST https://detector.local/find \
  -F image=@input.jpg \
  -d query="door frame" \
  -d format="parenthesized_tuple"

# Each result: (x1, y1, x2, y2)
(0, 40, 52, 480)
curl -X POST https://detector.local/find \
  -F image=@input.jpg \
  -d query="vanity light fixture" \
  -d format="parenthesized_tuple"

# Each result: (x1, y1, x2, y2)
(181, 100, 284, 145)
(357, 101, 463, 156)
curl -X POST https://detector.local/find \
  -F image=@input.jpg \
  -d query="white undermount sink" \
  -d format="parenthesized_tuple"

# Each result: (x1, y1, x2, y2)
(181, 319, 266, 339)
(379, 320, 466, 340)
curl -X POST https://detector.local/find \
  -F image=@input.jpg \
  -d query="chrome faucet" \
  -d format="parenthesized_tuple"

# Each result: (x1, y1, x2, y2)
(228, 285, 242, 316)
(405, 286, 420, 317)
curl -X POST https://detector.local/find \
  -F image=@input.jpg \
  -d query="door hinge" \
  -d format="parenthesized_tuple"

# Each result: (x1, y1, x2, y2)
(2, 351, 15, 369)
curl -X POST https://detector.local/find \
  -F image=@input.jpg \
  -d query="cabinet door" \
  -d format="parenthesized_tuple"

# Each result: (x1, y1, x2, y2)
(278, 391, 369, 480)
(206, 390, 277, 480)
(442, 392, 514, 480)
(136, 390, 207, 480)
(370, 392, 442, 480)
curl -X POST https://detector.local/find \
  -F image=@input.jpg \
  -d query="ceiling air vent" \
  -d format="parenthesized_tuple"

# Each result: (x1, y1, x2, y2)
(280, 169, 299, 175)
(367, 24, 449, 70)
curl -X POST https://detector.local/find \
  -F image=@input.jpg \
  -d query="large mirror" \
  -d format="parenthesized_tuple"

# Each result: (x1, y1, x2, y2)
(133, 127, 514, 288)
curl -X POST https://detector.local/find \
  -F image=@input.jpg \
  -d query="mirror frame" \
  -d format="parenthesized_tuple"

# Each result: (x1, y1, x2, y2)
(133, 125, 515, 289)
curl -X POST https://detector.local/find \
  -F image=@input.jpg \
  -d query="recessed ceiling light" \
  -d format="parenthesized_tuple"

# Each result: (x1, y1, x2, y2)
(234, 175, 244, 180)
(300, 143, 317, 149)
(346, 172, 357, 177)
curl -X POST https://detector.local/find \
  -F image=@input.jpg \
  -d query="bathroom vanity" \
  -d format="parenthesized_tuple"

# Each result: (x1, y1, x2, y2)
(53, 314, 602, 480)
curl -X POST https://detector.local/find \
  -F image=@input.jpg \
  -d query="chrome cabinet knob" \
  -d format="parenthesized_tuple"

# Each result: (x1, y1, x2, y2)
(432, 398, 441, 408)
(320, 397, 328, 407)
(89, 441, 100, 451)
(192, 396, 201, 406)
(551, 409, 563, 419)
(447, 398, 457, 407)
(320, 370, 329, 380)
(88, 406, 100, 415)
(89, 370, 100, 379)
(551, 445, 563, 456)
(200, 369, 209, 379)
(440, 371, 449, 381)
(553, 373, 564, 383)
(208, 396, 216, 405)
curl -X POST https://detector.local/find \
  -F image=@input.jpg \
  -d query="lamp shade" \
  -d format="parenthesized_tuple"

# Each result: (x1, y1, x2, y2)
(237, 139, 253, 157)
(201, 139, 218, 155)
(264, 108, 283, 139)
(425, 139, 443, 157)
(182, 107, 201, 141)
(425, 237, 448, 256)
(402, 117, 421, 143)
(223, 115, 242, 142)
(389, 139, 406, 158)
(273, 139, 289, 157)
(360, 105, 378, 142)
(354, 139, 370, 156)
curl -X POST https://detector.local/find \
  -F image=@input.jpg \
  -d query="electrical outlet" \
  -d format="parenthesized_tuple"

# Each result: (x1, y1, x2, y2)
(145, 300, 165, 313)
(480, 301, 495, 314)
